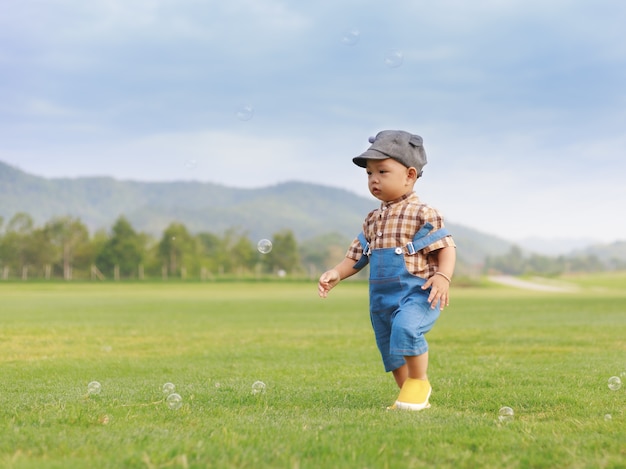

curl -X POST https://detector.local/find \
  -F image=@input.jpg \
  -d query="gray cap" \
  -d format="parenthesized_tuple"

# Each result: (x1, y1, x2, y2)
(353, 130, 427, 175)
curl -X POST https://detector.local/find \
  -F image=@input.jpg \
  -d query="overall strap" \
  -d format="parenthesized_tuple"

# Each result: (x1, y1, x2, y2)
(353, 223, 450, 267)
(406, 223, 451, 254)
(352, 232, 370, 269)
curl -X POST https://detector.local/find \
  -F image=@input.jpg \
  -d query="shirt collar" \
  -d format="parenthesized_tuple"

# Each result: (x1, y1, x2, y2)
(380, 191, 418, 210)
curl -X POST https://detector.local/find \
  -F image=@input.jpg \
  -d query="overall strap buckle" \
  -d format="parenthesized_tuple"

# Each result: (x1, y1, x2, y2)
(405, 223, 450, 255)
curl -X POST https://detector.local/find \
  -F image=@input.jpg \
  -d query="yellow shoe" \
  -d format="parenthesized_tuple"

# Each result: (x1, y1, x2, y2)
(394, 378, 431, 411)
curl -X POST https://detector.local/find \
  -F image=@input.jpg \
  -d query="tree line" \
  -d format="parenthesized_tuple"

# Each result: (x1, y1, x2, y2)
(2, 212, 620, 281)
(0, 213, 349, 281)
(484, 245, 625, 276)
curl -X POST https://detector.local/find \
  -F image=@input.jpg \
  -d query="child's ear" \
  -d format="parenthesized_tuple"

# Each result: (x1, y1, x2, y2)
(407, 167, 418, 181)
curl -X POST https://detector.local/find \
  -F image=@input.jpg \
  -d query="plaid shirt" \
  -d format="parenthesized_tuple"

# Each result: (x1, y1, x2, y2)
(346, 192, 455, 279)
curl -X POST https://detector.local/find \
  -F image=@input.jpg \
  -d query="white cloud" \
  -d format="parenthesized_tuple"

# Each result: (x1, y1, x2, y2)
(20, 98, 80, 118)
(32, 0, 310, 44)
(1, 0, 625, 241)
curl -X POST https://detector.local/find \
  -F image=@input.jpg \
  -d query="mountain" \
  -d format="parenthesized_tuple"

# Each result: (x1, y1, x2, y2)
(0, 160, 370, 239)
(0, 160, 519, 266)
(515, 237, 603, 256)
(570, 241, 626, 267)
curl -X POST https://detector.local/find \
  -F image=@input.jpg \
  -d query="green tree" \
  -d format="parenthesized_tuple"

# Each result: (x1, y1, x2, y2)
(299, 232, 351, 276)
(26, 227, 57, 277)
(526, 253, 564, 276)
(263, 229, 301, 274)
(484, 245, 525, 275)
(158, 223, 197, 276)
(196, 229, 263, 276)
(1, 213, 35, 275)
(210, 228, 255, 275)
(43, 216, 90, 280)
(230, 233, 256, 274)
(196, 232, 226, 274)
(566, 254, 604, 273)
(96, 217, 145, 277)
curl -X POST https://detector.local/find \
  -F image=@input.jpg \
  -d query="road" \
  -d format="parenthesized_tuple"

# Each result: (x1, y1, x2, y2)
(488, 275, 578, 292)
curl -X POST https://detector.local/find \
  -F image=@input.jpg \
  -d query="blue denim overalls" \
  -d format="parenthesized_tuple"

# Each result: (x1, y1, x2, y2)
(353, 222, 450, 372)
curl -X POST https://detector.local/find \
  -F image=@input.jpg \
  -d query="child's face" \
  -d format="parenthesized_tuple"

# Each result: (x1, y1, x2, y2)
(365, 158, 417, 202)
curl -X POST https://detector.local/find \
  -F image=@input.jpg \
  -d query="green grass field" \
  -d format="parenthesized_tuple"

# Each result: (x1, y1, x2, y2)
(1, 275, 625, 469)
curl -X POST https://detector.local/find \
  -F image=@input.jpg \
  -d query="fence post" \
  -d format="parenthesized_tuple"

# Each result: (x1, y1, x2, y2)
(91, 265, 105, 281)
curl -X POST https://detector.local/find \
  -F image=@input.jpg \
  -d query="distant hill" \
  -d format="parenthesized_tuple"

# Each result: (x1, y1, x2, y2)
(0, 160, 372, 240)
(515, 237, 603, 256)
(0, 160, 525, 267)
(571, 241, 626, 267)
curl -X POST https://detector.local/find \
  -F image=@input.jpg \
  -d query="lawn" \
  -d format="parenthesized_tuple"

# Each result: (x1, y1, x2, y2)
(0, 276, 624, 469)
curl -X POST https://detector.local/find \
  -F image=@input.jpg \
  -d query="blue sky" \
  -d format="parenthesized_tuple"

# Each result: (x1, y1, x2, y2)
(1, 0, 625, 243)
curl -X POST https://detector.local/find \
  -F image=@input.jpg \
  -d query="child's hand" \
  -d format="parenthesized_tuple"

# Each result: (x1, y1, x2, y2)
(318, 269, 341, 298)
(422, 274, 451, 310)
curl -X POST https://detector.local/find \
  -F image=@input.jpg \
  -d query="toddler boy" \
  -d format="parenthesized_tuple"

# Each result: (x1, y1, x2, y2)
(318, 130, 456, 410)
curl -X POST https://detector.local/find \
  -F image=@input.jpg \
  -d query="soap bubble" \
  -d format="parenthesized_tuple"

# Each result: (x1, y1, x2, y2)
(384, 49, 404, 68)
(498, 406, 514, 423)
(235, 104, 254, 121)
(87, 381, 102, 395)
(162, 382, 176, 395)
(341, 28, 360, 46)
(257, 239, 272, 254)
(251, 381, 266, 395)
(608, 376, 621, 391)
(166, 393, 183, 410)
